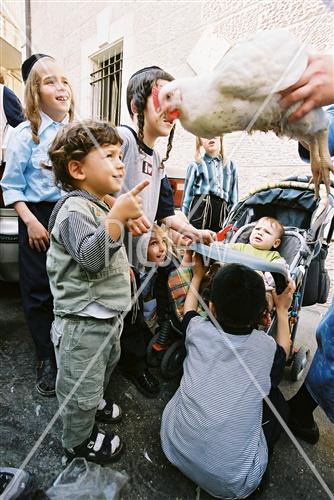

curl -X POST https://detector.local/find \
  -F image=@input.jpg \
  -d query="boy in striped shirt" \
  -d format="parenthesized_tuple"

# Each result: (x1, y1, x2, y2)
(161, 256, 294, 498)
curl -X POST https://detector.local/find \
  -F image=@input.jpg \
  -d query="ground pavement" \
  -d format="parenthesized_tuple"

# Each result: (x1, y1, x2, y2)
(0, 249, 333, 499)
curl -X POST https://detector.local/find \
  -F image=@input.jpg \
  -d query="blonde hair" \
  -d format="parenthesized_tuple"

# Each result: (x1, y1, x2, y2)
(24, 57, 75, 144)
(194, 135, 224, 163)
(149, 223, 178, 259)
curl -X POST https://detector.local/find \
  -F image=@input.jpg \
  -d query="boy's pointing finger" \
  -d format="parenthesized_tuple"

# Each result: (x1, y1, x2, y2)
(130, 180, 150, 195)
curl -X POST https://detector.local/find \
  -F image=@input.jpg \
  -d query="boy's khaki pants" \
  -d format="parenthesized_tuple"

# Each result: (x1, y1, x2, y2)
(51, 314, 123, 449)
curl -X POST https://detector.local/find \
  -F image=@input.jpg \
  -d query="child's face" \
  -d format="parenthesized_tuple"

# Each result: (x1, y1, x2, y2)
(201, 137, 220, 157)
(249, 219, 281, 251)
(36, 59, 72, 122)
(147, 231, 168, 264)
(144, 79, 175, 142)
(78, 144, 125, 198)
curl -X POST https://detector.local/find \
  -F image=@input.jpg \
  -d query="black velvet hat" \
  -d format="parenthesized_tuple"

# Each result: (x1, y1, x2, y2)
(21, 53, 50, 83)
(129, 66, 163, 80)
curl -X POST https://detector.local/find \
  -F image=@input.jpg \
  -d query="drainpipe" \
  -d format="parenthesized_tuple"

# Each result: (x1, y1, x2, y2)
(25, 0, 31, 58)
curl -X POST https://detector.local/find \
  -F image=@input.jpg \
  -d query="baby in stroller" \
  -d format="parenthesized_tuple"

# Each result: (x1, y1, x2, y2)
(228, 216, 288, 311)
(146, 174, 334, 382)
(144, 217, 289, 378)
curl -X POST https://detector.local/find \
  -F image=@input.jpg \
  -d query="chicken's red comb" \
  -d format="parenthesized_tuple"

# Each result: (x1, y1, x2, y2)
(152, 85, 160, 112)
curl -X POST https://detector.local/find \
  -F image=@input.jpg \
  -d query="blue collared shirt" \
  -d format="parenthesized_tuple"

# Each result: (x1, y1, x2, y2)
(181, 154, 238, 216)
(1, 111, 67, 206)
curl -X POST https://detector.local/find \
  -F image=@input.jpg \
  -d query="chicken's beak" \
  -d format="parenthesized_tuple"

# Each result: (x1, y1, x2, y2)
(167, 109, 180, 121)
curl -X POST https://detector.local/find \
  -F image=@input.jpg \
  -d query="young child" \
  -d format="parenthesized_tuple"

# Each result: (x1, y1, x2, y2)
(0, 54, 75, 396)
(182, 135, 238, 232)
(140, 224, 170, 323)
(161, 256, 295, 498)
(117, 66, 215, 397)
(229, 216, 287, 309)
(46, 120, 148, 463)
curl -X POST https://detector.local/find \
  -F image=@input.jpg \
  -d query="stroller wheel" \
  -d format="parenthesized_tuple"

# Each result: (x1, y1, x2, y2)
(147, 334, 163, 367)
(161, 340, 186, 379)
(290, 345, 310, 381)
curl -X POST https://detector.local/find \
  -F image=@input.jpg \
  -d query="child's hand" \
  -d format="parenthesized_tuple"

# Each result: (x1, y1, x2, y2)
(192, 253, 206, 280)
(109, 180, 149, 224)
(126, 215, 151, 236)
(26, 218, 49, 252)
(181, 249, 193, 266)
(103, 194, 116, 208)
(272, 279, 296, 312)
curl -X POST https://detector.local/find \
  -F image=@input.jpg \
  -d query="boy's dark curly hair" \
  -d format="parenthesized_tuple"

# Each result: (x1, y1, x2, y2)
(46, 120, 123, 192)
(127, 66, 175, 168)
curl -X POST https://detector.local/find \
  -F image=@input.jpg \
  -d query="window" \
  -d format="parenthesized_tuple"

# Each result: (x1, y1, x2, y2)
(90, 42, 123, 126)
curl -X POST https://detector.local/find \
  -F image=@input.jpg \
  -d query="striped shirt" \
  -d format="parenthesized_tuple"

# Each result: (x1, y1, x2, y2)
(181, 154, 238, 216)
(48, 190, 125, 318)
(49, 189, 121, 274)
(161, 312, 279, 499)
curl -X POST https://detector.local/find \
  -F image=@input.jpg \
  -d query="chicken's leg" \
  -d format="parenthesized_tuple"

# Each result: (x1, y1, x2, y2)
(309, 130, 334, 198)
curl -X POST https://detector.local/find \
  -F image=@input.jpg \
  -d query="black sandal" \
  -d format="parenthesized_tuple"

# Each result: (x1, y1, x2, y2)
(95, 399, 122, 424)
(65, 426, 124, 465)
(36, 359, 56, 397)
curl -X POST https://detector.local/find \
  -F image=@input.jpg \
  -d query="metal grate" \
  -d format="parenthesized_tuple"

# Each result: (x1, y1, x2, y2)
(90, 48, 123, 126)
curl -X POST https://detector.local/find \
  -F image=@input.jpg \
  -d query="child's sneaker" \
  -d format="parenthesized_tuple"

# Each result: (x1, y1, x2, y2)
(95, 399, 122, 424)
(65, 426, 123, 465)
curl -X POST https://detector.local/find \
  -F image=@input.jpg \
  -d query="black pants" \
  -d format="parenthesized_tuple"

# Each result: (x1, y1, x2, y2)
(154, 262, 176, 323)
(262, 387, 289, 454)
(18, 202, 55, 360)
(119, 270, 152, 376)
(119, 263, 177, 376)
(189, 193, 228, 232)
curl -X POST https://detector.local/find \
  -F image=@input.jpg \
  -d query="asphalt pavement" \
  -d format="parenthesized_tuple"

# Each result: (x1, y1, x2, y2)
(0, 281, 333, 500)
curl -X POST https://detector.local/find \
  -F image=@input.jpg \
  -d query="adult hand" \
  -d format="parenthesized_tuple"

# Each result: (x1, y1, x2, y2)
(280, 53, 334, 122)
(26, 218, 49, 252)
(167, 227, 193, 246)
(184, 226, 216, 244)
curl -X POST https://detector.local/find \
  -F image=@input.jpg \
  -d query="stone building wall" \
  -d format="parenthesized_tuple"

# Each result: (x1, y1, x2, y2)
(30, 0, 334, 197)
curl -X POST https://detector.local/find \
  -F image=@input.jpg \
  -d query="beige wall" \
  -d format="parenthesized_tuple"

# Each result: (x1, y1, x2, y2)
(1, 0, 25, 97)
(30, 0, 334, 197)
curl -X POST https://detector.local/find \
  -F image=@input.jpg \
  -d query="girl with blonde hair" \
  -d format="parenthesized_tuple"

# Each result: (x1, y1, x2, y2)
(0, 54, 75, 396)
(182, 135, 238, 232)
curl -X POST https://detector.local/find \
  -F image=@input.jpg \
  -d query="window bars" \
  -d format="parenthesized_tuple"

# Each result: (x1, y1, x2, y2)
(90, 47, 123, 126)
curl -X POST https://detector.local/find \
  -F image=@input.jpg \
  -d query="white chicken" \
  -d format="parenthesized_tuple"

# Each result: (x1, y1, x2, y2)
(158, 29, 333, 197)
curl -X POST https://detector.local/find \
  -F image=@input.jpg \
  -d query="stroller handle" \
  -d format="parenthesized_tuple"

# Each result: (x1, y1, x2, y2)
(190, 243, 290, 293)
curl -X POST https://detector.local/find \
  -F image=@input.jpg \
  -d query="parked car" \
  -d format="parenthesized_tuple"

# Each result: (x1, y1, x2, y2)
(0, 180, 19, 282)
(0, 167, 185, 283)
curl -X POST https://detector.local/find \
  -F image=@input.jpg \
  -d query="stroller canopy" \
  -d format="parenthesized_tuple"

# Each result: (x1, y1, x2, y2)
(227, 177, 334, 238)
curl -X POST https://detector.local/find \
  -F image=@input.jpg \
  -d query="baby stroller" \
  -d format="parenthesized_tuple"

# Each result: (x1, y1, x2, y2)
(146, 262, 190, 378)
(148, 176, 334, 380)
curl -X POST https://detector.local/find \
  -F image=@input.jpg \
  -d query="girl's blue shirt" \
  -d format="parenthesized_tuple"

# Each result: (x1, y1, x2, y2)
(1, 111, 67, 206)
(181, 153, 238, 216)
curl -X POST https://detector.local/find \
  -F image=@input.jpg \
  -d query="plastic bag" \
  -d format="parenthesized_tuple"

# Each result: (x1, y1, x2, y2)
(46, 458, 128, 500)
